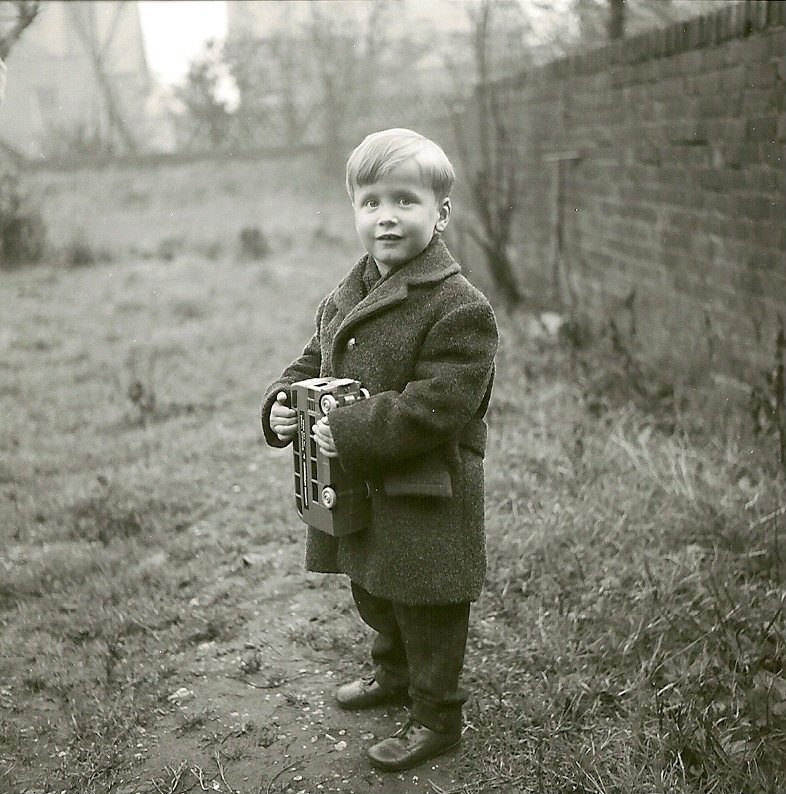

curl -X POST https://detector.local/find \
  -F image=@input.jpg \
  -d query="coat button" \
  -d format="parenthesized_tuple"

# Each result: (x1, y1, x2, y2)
(347, 337, 357, 350)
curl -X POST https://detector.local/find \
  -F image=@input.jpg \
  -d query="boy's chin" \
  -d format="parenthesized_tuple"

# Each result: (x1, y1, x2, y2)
(370, 246, 423, 271)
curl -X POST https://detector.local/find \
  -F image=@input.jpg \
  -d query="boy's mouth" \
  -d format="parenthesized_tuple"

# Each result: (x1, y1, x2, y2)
(376, 234, 402, 241)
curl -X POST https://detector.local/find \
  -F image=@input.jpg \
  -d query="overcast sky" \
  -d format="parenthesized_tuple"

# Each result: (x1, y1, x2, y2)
(138, 0, 227, 87)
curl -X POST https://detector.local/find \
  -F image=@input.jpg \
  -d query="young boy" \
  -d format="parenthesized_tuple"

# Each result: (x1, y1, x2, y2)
(260, 128, 498, 772)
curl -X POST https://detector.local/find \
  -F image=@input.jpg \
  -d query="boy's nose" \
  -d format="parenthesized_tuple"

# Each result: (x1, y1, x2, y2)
(377, 204, 398, 223)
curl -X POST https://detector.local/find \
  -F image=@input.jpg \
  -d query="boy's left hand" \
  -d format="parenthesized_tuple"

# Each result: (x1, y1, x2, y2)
(313, 416, 338, 458)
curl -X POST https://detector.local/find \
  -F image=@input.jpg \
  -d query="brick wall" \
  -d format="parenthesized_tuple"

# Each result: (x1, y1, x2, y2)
(458, 1, 785, 381)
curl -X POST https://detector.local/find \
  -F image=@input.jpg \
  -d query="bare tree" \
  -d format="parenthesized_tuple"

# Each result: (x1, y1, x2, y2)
(450, 0, 524, 306)
(0, 2, 44, 265)
(224, 28, 316, 150)
(576, 0, 738, 46)
(0, 0, 39, 60)
(0, 0, 40, 103)
(304, 1, 394, 171)
(608, 0, 626, 38)
(224, 2, 400, 168)
(65, 2, 137, 154)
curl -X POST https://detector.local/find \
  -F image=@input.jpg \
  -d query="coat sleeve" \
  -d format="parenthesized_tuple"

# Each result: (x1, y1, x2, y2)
(260, 297, 326, 448)
(327, 298, 498, 475)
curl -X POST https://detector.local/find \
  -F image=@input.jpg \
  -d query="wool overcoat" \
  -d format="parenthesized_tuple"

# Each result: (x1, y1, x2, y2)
(261, 236, 498, 605)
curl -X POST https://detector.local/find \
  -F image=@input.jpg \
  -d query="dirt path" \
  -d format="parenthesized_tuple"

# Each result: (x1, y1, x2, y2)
(119, 536, 468, 794)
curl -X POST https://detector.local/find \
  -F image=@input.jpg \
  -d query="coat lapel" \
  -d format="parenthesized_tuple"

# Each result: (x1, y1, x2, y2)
(330, 257, 368, 319)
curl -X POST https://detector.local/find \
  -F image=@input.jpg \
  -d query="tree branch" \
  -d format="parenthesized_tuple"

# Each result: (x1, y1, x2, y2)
(0, 1, 41, 60)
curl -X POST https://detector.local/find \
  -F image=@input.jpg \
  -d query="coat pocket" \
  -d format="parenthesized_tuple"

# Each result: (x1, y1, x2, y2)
(382, 454, 453, 498)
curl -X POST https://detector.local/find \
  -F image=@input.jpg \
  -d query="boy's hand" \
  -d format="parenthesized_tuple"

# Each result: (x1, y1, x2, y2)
(270, 391, 297, 442)
(313, 416, 338, 458)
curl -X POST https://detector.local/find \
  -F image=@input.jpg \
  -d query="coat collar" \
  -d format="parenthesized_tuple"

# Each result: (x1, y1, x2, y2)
(379, 234, 461, 289)
(329, 236, 460, 359)
(333, 235, 460, 322)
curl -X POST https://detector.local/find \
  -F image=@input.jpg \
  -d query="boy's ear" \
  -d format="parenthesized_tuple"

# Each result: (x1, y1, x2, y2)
(435, 197, 451, 232)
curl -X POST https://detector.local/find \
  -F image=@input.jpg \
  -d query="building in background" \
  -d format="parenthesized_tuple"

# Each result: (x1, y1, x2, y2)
(0, 0, 153, 159)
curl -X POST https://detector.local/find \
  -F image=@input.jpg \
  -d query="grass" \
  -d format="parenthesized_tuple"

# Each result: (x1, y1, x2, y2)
(455, 323, 786, 793)
(1, 153, 784, 793)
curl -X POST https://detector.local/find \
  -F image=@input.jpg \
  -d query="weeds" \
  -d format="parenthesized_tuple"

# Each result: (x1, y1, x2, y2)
(127, 376, 158, 425)
(472, 321, 786, 792)
(157, 236, 186, 261)
(62, 231, 100, 267)
(125, 346, 159, 425)
(751, 320, 786, 474)
(238, 225, 270, 260)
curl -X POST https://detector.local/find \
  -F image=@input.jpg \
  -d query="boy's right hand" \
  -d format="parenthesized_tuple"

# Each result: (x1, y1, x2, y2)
(270, 391, 297, 442)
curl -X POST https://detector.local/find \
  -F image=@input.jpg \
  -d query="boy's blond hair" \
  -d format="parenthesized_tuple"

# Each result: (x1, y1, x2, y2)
(346, 128, 455, 202)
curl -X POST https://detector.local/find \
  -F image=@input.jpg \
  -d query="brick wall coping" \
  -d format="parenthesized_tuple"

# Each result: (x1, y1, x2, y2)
(500, 0, 785, 87)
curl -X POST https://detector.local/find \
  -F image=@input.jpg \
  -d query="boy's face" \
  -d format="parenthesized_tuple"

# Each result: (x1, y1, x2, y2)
(351, 160, 450, 273)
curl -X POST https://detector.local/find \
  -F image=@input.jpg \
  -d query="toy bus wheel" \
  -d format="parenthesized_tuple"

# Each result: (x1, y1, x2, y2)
(321, 487, 337, 509)
(320, 394, 337, 414)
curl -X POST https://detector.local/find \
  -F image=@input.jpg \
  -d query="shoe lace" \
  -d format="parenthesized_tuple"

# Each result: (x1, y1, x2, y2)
(394, 718, 423, 740)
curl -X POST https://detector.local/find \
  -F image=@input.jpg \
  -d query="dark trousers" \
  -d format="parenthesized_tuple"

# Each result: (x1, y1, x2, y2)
(350, 581, 470, 735)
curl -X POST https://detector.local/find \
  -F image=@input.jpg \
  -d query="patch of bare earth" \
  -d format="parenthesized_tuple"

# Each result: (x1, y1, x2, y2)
(121, 534, 468, 794)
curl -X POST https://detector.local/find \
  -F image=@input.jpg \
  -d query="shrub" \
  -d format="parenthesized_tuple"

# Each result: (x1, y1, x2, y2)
(40, 122, 114, 164)
(0, 167, 47, 267)
(62, 233, 98, 267)
(156, 236, 185, 262)
(238, 225, 270, 260)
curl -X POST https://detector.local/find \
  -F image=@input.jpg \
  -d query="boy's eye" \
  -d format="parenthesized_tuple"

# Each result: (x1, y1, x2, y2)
(399, 197, 413, 206)
(364, 198, 379, 208)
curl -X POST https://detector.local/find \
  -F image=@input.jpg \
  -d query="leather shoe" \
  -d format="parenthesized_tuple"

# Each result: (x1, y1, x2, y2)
(367, 719, 461, 772)
(335, 676, 409, 710)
